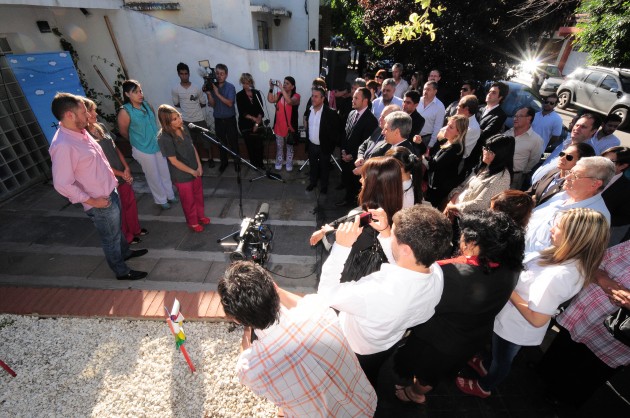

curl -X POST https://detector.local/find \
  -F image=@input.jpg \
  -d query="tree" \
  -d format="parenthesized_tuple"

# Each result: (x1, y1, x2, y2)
(331, 0, 574, 103)
(574, 0, 630, 67)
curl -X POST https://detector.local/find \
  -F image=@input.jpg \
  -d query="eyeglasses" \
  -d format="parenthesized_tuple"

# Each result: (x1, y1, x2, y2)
(460, 88, 470, 92)
(544, 100, 557, 105)
(376, 75, 384, 79)
(567, 171, 595, 181)
(559, 151, 574, 162)
(482, 146, 495, 154)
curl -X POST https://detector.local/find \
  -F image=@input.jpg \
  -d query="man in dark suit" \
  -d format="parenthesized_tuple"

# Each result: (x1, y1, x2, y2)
(354, 104, 402, 175)
(305, 87, 339, 194)
(337, 87, 379, 206)
(601, 146, 630, 245)
(463, 81, 508, 176)
(403, 90, 425, 142)
(369, 111, 416, 158)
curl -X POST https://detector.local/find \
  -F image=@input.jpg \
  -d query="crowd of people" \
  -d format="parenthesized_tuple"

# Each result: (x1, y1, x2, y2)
(46, 59, 630, 416)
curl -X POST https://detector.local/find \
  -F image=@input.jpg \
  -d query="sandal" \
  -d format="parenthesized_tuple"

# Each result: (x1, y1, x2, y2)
(468, 355, 488, 377)
(455, 377, 491, 398)
(199, 217, 211, 225)
(394, 384, 426, 405)
(189, 224, 204, 233)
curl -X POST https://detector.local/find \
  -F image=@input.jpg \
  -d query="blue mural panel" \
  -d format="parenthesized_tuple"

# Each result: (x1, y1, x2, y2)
(7, 51, 85, 144)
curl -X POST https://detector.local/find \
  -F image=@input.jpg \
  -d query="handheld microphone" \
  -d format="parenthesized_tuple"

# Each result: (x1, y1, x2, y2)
(188, 123, 211, 133)
(329, 211, 367, 228)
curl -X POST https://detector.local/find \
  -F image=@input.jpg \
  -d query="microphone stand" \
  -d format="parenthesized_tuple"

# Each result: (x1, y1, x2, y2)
(250, 84, 286, 183)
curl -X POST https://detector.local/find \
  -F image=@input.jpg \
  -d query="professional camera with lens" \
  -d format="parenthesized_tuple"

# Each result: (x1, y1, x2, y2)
(198, 59, 218, 90)
(230, 203, 273, 265)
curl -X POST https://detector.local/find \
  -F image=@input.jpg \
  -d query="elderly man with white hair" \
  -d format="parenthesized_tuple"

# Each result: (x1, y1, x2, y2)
(525, 156, 615, 254)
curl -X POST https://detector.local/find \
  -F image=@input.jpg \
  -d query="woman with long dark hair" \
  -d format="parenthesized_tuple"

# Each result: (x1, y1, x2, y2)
(310, 156, 403, 282)
(394, 210, 525, 405)
(385, 146, 424, 207)
(444, 134, 514, 219)
(117, 80, 176, 209)
(267, 76, 300, 171)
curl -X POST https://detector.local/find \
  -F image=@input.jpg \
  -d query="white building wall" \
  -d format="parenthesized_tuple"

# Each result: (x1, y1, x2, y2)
(0, 5, 319, 125)
(563, 50, 589, 76)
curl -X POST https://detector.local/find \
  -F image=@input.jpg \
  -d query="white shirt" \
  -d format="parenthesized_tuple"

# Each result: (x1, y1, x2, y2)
(525, 191, 611, 254)
(532, 110, 563, 152)
(171, 82, 206, 122)
(505, 127, 544, 172)
(588, 132, 620, 155)
(481, 103, 500, 118)
(463, 115, 481, 159)
(418, 97, 446, 147)
(371, 96, 403, 119)
(403, 177, 414, 208)
(308, 105, 323, 145)
(394, 79, 409, 99)
(318, 242, 444, 355)
(494, 253, 583, 346)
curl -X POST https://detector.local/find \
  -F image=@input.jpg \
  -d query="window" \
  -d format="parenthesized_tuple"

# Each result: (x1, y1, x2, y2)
(600, 75, 619, 91)
(584, 72, 602, 86)
(257, 21, 269, 50)
(0, 37, 12, 55)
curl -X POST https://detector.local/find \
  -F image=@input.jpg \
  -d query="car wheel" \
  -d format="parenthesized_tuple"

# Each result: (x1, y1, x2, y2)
(557, 91, 571, 109)
(611, 107, 629, 130)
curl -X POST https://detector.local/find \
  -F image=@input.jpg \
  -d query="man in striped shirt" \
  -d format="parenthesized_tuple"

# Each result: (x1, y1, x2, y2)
(218, 261, 376, 418)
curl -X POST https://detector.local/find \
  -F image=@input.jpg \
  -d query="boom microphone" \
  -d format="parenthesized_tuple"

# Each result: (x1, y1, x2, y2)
(258, 203, 269, 222)
(188, 123, 211, 133)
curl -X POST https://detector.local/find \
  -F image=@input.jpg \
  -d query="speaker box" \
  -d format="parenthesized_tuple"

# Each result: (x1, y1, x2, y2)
(320, 48, 350, 91)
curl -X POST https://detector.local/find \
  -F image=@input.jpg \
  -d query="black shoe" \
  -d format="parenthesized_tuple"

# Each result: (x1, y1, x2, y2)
(335, 184, 345, 190)
(130, 237, 141, 245)
(124, 249, 148, 261)
(321, 187, 328, 194)
(306, 184, 316, 191)
(208, 159, 215, 168)
(117, 270, 147, 281)
(335, 200, 349, 207)
(219, 163, 228, 173)
(139, 228, 149, 236)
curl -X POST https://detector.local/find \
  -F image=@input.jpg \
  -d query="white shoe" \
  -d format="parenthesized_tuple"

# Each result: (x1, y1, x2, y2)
(285, 164, 293, 172)
(275, 163, 283, 170)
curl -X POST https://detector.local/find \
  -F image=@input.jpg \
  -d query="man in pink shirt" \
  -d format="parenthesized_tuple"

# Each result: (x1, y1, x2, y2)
(49, 93, 148, 280)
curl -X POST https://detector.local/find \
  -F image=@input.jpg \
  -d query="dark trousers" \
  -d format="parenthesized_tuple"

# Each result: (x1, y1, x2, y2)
(341, 160, 361, 204)
(356, 344, 397, 390)
(214, 116, 239, 165)
(538, 326, 618, 406)
(244, 133, 264, 169)
(308, 142, 330, 189)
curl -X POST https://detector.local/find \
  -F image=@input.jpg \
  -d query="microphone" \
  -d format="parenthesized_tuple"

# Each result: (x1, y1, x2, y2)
(329, 211, 366, 228)
(188, 123, 211, 133)
(257, 203, 269, 222)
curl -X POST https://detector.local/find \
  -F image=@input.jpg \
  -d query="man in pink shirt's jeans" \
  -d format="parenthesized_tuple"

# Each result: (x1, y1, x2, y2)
(49, 93, 148, 280)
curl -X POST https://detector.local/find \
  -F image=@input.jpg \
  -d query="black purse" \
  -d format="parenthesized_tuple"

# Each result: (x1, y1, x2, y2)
(340, 226, 388, 283)
(604, 307, 630, 347)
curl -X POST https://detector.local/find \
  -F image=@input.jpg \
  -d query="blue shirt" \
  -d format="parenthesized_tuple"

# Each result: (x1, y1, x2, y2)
(210, 81, 236, 118)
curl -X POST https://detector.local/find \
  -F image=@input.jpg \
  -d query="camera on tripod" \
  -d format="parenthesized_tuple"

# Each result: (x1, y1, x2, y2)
(198, 59, 218, 90)
(229, 203, 273, 265)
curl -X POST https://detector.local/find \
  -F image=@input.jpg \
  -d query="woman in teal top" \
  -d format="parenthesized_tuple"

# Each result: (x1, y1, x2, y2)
(117, 80, 177, 209)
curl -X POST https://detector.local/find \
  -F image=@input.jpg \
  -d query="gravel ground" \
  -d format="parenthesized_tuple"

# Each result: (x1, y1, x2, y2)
(0, 315, 276, 417)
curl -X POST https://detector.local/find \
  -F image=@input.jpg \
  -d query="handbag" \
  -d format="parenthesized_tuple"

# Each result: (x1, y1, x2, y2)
(280, 95, 296, 145)
(340, 226, 388, 283)
(604, 307, 630, 347)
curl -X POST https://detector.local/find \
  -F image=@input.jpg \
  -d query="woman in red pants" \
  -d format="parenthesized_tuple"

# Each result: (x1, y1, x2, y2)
(157, 105, 210, 232)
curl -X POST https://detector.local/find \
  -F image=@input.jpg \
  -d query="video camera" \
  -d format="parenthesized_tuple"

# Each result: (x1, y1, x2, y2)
(230, 203, 273, 265)
(198, 59, 217, 90)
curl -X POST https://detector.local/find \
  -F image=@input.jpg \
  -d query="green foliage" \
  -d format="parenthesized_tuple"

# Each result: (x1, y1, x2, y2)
(575, 0, 630, 67)
(382, 1, 446, 46)
(51, 28, 124, 127)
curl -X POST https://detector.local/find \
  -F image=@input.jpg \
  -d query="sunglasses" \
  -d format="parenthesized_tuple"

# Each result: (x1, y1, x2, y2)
(482, 146, 495, 154)
(376, 75, 384, 79)
(544, 100, 557, 105)
(559, 151, 574, 161)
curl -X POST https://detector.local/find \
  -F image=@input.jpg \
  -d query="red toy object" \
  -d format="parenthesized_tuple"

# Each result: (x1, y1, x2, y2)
(0, 359, 16, 377)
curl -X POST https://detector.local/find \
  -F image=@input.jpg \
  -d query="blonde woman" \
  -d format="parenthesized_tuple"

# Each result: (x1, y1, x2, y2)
(83, 98, 147, 244)
(157, 105, 209, 232)
(425, 114, 467, 209)
(457, 208, 610, 398)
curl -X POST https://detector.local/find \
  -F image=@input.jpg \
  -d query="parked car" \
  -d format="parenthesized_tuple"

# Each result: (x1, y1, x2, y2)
(482, 80, 543, 129)
(556, 66, 630, 129)
(508, 62, 564, 96)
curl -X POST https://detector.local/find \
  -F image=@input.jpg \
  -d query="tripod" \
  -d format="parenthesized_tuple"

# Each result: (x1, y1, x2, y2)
(298, 154, 343, 173)
(192, 128, 279, 244)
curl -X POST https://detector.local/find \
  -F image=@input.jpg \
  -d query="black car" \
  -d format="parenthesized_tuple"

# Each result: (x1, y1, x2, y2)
(556, 66, 630, 129)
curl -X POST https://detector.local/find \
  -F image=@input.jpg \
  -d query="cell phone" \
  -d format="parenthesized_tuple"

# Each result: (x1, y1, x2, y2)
(359, 212, 372, 227)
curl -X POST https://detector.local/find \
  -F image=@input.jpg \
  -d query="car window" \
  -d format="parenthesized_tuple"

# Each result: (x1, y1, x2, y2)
(544, 66, 562, 77)
(619, 75, 630, 93)
(600, 75, 619, 91)
(584, 72, 602, 86)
